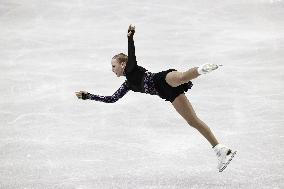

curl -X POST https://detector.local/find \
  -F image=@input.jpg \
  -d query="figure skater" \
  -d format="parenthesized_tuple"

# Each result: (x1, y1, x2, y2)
(75, 24, 236, 172)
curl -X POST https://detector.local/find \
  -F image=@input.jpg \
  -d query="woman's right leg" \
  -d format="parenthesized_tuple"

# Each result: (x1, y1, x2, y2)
(171, 93, 219, 147)
(171, 92, 236, 172)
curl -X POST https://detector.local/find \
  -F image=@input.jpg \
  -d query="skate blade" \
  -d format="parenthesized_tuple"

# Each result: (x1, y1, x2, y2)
(219, 151, 237, 172)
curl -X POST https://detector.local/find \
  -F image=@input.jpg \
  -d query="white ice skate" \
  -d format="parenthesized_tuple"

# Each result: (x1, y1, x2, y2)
(214, 144, 237, 172)
(198, 63, 221, 74)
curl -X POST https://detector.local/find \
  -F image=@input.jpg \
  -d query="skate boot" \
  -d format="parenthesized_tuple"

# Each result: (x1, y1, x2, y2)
(213, 144, 237, 172)
(198, 63, 221, 74)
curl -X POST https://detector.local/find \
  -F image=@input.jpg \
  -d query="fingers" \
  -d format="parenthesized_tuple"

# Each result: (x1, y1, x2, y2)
(128, 24, 135, 31)
(127, 24, 135, 37)
(75, 91, 87, 99)
(75, 92, 82, 99)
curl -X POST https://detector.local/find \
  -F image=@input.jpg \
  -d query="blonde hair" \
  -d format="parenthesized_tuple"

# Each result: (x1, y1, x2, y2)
(112, 53, 128, 64)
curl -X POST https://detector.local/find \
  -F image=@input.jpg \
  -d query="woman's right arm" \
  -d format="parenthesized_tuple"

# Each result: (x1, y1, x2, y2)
(75, 81, 130, 103)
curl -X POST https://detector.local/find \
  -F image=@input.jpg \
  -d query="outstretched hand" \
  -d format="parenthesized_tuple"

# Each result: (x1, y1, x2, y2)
(127, 24, 135, 37)
(75, 91, 88, 100)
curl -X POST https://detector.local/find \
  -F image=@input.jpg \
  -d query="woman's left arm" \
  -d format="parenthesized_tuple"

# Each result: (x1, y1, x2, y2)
(125, 24, 137, 73)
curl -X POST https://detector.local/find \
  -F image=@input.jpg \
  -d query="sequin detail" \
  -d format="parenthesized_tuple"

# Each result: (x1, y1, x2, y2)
(143, 71, 159, 95)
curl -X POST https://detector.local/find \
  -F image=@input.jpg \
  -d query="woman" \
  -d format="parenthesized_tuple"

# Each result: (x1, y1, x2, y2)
(75, 24, 236, 172)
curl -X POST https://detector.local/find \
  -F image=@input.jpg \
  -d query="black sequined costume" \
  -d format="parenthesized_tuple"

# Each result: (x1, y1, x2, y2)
(86, 29, 193, 103)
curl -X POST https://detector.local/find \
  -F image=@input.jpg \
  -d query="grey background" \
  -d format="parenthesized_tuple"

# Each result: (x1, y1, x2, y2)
(1, 0, 283, 188)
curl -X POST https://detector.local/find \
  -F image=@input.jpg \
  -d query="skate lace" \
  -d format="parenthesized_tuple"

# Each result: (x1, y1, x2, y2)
(216, 151, 222, 161)
(216, 147, 227, 162)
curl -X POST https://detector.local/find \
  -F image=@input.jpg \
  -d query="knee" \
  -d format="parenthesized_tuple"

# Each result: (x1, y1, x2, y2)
(187, 118, 199, 128)
(187, 118, 212, 133)
(186, 116, 201, 129)
(179, 72, 187, 84)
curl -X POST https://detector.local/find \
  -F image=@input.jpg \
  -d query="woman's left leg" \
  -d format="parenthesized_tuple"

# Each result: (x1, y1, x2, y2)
(171, 93, 219, 147)
(165, 67, 200, 87)
(165, 63, 220, 87)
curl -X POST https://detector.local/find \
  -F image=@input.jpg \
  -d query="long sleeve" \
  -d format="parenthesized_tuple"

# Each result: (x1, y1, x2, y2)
(125, 32, 137, 73)
(86, 81, 130, 103)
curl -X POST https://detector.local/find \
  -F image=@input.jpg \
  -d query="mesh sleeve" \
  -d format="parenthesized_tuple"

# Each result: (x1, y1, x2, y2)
(87, 81, 130, 103)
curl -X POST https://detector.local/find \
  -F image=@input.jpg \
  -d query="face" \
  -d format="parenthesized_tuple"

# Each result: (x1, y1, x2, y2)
(111, 59, 126, 77)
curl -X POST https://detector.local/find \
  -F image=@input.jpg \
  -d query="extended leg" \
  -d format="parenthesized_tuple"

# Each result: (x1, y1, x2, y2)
(171, 93, 219, 147)
(165, 67, 200, 87)
(165, 63, 220, 87)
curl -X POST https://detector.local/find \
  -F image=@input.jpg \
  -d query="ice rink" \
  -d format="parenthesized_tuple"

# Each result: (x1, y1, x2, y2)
(1, 0, 284, 188)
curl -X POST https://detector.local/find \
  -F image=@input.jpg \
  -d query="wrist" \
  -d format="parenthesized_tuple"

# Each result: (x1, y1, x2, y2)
(127, 30, 135, 37)
(82, 93, 90, 100)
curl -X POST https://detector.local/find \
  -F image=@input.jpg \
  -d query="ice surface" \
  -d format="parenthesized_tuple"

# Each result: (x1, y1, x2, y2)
(0, 0, 284, 188)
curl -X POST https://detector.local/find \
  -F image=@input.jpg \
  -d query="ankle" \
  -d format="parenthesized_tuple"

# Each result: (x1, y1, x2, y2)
(197, 66, 206, 75)
(213, 144, 226, 153)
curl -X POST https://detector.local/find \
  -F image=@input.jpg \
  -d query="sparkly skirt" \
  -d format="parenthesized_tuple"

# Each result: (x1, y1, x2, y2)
(152, 69, 193, 102)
